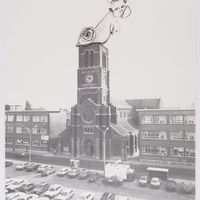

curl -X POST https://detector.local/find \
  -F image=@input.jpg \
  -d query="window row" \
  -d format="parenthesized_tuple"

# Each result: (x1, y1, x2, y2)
(119, 111, 131, 119)
(84, 126, 93, 133)
(5, 138, 48, 148)
(6, 126, 48, 135)
(141, 131, 195, 141)
(141, 146, 195, 157)
(5, 115, 48, 122)
(141, 115, 195, 125)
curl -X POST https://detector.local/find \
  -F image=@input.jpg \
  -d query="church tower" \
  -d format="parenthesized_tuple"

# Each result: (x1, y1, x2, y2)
(71, 44, 117, 160)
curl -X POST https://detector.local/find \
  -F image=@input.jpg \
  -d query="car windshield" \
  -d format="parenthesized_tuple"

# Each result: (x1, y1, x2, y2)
(61, 192, 68, 195)
(49, 187, 56, 191)
(140, 177, 147, 180)
(12, 181, 20, 185)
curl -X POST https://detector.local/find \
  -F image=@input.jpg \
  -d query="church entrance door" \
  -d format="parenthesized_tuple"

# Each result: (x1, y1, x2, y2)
(83, 139, 95, 157)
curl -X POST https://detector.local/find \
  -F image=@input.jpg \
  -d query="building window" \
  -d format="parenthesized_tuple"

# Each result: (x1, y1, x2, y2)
(141, 146, 155, 155)
(15, 139, 23, 146)
(124, 112, 126, 118)
(40, 116, 48, 123)
(155, 132, 167, 140)
(40, 128, 47, 135)
(102, 52, 107, 69)
(23, 140, 30, 147)
(32, 115, 40, 122)
(32, 140, 40, 147)
(6, 126, 14, 133)
(24, 115, 31, 122)
(171, 147, 184, 157)
(5, 115, 8, 121)
(32, 127, 40, 134)
(90, 50, 94, 67)
(185, 149, 195, 157)
(84, 51, 89, 68)
(170, 116, 183, 124)
(171, 132, 185, 140)
(141, 116, 153, 124)
(41, 140, 48, 148)
(184, 115, 195, 124)
(84, 126, 93, 133)
(141, 131, 167, 140)
(185, 132, 195, 141)
(16, 127, 23, 134)
(154, 147, 167, 156)
(153, 116, 167, 124)
(141, 132, 154, 139)
(7, 115, 14, 122)
(16, 115, 23, 122)
(6, 139, 13, 145)
(120, 112, 123, 118)
(23, 127, 31, 134)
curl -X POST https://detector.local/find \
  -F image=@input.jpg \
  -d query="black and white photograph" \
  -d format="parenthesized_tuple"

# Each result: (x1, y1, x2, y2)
(2, 0, 198, 200)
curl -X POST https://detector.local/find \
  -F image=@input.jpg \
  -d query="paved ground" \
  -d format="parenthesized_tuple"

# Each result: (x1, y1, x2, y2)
(5, 159, 195, 200)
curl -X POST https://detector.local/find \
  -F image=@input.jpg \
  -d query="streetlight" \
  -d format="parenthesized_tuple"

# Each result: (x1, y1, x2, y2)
(95, 126, 109, 175)
(17, 124, 38, 163)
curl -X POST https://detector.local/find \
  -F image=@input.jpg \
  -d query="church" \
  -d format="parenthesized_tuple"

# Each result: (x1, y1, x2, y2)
(70, 44, 139, 160)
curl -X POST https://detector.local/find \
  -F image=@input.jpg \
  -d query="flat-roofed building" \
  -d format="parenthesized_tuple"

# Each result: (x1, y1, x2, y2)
(137, 108, 195, 165)
(5, 106, 66, 151)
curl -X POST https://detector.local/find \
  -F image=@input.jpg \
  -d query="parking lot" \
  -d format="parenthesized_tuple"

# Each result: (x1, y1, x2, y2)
(5, 159, 195, 200)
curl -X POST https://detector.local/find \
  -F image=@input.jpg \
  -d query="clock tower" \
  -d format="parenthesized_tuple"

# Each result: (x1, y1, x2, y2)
(71, 44, 117, 160)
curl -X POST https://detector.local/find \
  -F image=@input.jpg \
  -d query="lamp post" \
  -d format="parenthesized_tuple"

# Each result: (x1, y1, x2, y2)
(95, 126, 109, 175)
(17, 124, 38, 163)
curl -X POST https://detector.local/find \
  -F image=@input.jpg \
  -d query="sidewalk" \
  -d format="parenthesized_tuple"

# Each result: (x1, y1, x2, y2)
(5, 148, 195, 170)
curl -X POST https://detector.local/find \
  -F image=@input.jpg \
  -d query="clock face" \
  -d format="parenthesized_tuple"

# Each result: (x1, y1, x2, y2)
(81, 106, 95, 124)
(85, 74, 94, 84)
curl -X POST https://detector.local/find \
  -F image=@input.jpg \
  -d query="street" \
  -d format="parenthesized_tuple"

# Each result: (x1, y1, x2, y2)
(5, 159, 195, 200)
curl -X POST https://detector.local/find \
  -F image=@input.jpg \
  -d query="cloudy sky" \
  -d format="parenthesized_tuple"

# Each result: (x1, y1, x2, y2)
(5, 0, 196, 110)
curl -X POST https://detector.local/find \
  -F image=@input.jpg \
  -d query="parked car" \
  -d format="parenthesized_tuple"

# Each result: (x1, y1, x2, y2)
(100, 192, 116, 200)
(6, 192, 25, 200)
(150, 177, 162, 188)
(78, 169, 90, 179)
(31, 182, 50, 195)
(54, 188, 75, 200)
(11, 192, 30, 200)
(26, 163, 41, 172)
(37, 197, 50, 200)
(180, 181, 194, 194)
(27, 194, 39, 199)
(5, 161, 13, 167)
(165, 179, 177, 192)
(77, 192, 95, 200)
(41, 168, 56, 176)
(56, 168, 71, 177)
(7, 179, 27, 192)
(43, 184, 63, 199)
(18, 182, 35, 193)
(103, 176, 123, 186)
(88, 172, 101, 183)
(37, 165, 49, 173)
(138, 176, 149, 186)
(5, 178, 16, 188)
(68, 169, 80, 178)
(15, 162, 29, 170)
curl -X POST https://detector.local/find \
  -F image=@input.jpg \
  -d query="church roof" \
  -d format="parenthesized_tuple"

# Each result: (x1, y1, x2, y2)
(111, 99, 132, 109)
(126, 98, 161, 109)
(110, 120, 138, 137)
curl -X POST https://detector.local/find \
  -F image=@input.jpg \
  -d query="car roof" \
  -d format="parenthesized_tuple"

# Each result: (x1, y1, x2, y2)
(152, 177, 160, 180)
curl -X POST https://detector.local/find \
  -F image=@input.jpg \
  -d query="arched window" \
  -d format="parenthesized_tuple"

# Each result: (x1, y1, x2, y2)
(90, 50, 94, 67)
(84, 51, 89, 68)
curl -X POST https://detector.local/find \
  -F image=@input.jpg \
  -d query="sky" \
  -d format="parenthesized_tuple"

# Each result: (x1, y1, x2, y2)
(5, 0, 196, 110)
